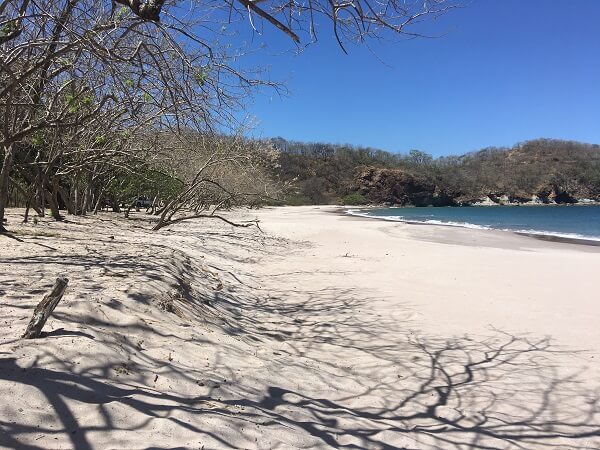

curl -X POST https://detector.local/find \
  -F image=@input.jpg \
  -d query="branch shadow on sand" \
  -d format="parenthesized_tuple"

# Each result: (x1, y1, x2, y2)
(1, 219, 599, 449)
(2, 284, 599, 449)
(198, 278, 600, 449)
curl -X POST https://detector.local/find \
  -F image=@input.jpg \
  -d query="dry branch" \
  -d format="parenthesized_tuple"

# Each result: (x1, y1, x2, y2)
(22, 277, 69, 339)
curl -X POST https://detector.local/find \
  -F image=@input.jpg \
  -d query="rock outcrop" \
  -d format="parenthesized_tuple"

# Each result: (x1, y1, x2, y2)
(355, 167, 458, 206)
(354, 167, 600, 207)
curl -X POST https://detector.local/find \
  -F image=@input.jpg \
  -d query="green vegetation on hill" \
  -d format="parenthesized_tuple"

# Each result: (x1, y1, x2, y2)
(271, 138, 600, 206)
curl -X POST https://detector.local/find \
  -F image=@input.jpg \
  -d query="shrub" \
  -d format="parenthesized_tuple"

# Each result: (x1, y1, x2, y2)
(284, 193, 312, 206)
(341, 192, 367, 205)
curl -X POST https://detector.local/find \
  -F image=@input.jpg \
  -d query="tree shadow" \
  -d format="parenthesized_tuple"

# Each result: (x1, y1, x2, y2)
(1, 212, 599, 448)
(1, 329, 599, 449)
(40, 328, 96, 339)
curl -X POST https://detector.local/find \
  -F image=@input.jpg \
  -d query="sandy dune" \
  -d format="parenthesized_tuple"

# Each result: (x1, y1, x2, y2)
(1, 206, 599, 449)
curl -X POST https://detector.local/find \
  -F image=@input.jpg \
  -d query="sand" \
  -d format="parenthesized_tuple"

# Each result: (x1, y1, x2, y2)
(1, 205, 599, 449)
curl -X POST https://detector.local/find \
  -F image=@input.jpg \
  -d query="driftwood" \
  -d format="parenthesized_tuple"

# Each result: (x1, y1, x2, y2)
(22, 277, 69, 339)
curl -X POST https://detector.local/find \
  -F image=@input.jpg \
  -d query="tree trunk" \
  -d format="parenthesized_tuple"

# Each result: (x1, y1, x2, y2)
(24, 200, 31, 223)
(93, 186, 105, 213)
(83, 185, 92, 215)
(83, 173, 94, 215)
(35, 169, 46, 217)
(124, 199, 137, 218)
(59, 184, 74, 215)
(110, 194, 121, 213)
(22, 277, 69, 339)
(46, 179, 63, 221)
(149, 195, 158, 215)
(73, 186, 79, 215)
(7, 178, 43, 222)
(0, 145, 15, 232)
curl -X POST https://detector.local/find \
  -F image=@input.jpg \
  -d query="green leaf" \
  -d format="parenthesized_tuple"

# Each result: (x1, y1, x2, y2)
(31, 133, 45, 147)
(194, 69, 208, 86)
(116, 6, 129, 19)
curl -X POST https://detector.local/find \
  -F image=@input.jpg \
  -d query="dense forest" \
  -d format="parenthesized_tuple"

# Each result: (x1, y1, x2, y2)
(271, 138, 600, 206)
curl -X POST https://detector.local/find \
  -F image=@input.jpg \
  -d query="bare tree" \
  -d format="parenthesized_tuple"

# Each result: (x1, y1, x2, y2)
(0, 0, 271, 229)
(149, 132, 281, 230)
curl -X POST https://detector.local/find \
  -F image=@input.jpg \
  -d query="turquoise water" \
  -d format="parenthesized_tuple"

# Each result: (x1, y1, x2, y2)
(350, 205, 600, 240)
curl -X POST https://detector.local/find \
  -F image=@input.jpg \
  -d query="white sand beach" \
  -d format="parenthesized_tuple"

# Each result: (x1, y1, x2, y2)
(1, 205, 599, 449)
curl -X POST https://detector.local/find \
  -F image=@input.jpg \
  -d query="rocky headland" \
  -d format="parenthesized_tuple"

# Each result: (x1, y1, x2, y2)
(355, 166, 600, 207)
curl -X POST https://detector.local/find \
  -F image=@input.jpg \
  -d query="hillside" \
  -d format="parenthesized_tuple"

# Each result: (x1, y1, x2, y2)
(272, 138, 600, 206)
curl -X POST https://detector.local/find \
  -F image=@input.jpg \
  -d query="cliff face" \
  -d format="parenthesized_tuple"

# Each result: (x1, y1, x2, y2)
(355, 167, 458, 206)
(355, 167, 600, 206)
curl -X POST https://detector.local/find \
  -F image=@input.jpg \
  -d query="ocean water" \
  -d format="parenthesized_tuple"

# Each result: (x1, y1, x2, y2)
(349, 205, 600, 241)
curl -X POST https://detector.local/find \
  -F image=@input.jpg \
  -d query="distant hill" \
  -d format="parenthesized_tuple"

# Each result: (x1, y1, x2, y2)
(270, 138, 600, 206)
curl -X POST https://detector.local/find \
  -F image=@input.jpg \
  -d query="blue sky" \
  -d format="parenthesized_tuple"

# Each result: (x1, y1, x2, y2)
(235, 0, 600, 156)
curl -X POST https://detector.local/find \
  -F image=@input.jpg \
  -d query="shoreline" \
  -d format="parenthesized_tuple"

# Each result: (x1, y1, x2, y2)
(340, 205, 600, 247)
(515, 231, 600, 246)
